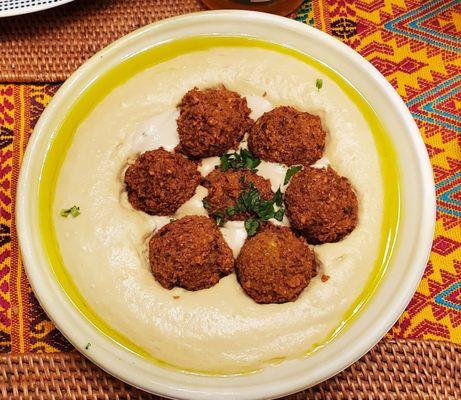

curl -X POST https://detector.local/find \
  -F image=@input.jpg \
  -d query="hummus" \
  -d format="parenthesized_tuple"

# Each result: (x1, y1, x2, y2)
(54, 47, 383, 374)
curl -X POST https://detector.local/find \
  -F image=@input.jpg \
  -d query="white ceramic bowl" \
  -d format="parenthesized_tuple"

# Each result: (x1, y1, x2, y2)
(17, 11, 435, 400)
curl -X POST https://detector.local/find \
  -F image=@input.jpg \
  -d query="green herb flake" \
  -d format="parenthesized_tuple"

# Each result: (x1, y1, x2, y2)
(274, 208, 285, 222)
(219, 149, 261, 172)
(85, 342, 91, 350)
(256, 200, 275, 221)
(240, 148, 249, 165)
(316, 78, 323, 91)
(60, 205, 81, 218)
(226, 206, 235, 216)
(235, 197, 246, 213)
(241, 186, 260, 211)
(202, 199, 212, 210)
(234, 182, 287, 236)
(220, 154, 230, 172)
(241, 148, 261, 172)
(284, 165, 303, 185)
(274, 188, 283, 207)
(214, 213, 224, 227)
(244, 219, 259, 237)
(250, 158, 261, 172)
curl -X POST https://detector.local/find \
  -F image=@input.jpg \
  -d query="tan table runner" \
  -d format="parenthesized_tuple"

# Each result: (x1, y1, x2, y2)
(1, 0, 460, 398)
(2, 341, 459, 399)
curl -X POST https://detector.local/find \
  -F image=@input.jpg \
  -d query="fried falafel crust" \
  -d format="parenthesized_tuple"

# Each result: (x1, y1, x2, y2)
(176, 87, 253, 158)
(248, 106, 326, 166)
(124, 148, 200, 215)
(285, 166, 358, 244)
(236, 224, 316, 304)
(202, 169, 274, 221)
(149, 216, 234, 291)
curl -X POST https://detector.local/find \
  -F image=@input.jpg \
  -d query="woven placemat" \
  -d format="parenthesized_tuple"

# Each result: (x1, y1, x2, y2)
(0, 0, 207, 82)
(1, 340, 460, 399)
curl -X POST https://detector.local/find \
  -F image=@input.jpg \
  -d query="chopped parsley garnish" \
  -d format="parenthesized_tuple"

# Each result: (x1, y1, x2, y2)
(220, 149, 261, 172)
(208, 175, 286, 235)
(316, 78, 323, 91)
(284, 165, 303, 185)
(274, 188, 283, 207)
(233, 183, 285, 236)
(274, 208, 285, 222)
(220, 155, 229, 172)
(202, 199, 212, 210)
(244, 219, 260, 237)
(60, 205, 80, 218)
(213, 212, 225, 227)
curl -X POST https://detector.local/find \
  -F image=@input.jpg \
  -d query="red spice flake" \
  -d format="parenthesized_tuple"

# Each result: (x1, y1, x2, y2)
(321, 274, 330, 282)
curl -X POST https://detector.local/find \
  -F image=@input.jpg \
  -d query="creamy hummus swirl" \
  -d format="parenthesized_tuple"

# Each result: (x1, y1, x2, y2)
(54, 47, 383, 374)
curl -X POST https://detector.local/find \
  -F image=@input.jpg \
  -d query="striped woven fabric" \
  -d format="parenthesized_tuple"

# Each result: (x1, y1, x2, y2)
(0, 0, 460, 398)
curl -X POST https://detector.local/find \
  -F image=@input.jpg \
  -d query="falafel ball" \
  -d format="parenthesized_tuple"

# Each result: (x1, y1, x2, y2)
(124, 148, 200, 215)
(176, 87, 253, 158)
(236, 224, 316, 304)
(202, 168, 274, 221)
(149, 216, 234, 291)
(248, 106, 326, 166)
(285, 166, 358, 244)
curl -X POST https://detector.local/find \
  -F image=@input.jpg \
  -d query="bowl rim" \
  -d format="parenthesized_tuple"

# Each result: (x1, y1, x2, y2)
(16, 10, 436, 400)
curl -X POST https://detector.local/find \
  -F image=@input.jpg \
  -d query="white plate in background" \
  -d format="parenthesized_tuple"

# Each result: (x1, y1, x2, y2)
(0, 0, 74, 17)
